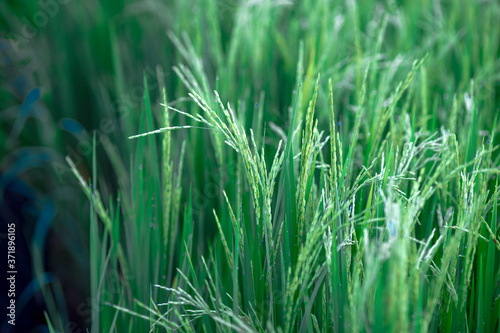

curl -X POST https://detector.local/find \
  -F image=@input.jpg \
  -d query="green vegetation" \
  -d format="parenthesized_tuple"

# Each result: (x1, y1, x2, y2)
(2, 0, 500, 332)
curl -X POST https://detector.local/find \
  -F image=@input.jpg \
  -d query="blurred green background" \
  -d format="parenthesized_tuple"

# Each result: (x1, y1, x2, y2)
(1, 0, 499, 332)
(1, 1, 242, 330)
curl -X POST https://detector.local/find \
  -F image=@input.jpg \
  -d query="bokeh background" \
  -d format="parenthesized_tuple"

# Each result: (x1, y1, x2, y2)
(2, 1, 242, 330)
(1, 0, 499, 332)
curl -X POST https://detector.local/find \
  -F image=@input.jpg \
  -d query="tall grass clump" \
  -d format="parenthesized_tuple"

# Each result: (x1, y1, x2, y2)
(30, 0, 500, 331)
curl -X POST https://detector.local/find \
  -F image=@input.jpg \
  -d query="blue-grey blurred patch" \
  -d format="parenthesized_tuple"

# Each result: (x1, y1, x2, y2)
(33, 200, 55, 256)
(60, 118, 86, 138)
(7, 88, 41, 148)
(1, 150, 52, 182)
(16, 272, 54, 317)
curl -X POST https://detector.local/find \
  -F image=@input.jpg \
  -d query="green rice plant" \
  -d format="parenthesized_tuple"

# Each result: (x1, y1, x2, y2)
(4, 0, 497, 332)
(92, 58, 498, 331)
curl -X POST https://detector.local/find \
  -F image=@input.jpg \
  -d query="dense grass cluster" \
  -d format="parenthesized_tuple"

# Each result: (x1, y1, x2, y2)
(3, 0, 500, 332)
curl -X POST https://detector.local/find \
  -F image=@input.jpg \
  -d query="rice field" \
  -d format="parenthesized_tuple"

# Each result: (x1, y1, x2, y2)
(2, 0, 500, 332)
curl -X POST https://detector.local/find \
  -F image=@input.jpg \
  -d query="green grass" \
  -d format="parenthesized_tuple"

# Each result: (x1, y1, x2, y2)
(2, 0, 500, 332)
